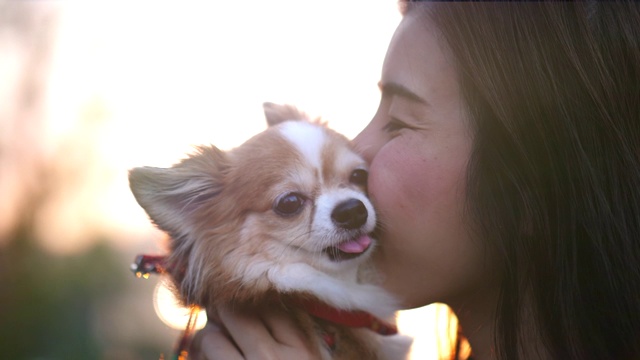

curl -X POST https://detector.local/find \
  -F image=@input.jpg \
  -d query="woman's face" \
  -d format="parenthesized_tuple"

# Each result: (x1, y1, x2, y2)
(354, 11, 495, 309)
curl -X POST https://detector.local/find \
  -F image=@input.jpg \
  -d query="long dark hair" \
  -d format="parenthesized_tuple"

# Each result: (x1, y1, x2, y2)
(405, 1, 640, 359)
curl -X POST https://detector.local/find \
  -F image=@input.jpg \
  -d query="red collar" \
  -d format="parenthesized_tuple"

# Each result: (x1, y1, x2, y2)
(295, 297, 398, 336)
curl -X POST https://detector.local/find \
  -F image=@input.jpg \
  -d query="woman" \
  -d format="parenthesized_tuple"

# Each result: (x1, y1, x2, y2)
(193, 2, 640, 359)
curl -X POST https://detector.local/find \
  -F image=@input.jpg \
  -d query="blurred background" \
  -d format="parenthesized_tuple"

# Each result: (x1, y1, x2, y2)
(0, 1, 459, 358)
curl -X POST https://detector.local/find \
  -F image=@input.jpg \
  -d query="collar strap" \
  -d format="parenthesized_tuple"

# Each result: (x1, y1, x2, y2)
(131, 254, 167, 277)
(295, 298, 398, 336)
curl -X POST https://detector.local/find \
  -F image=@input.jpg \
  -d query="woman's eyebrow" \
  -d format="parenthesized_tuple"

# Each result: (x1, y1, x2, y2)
(378, 81, 429, 106)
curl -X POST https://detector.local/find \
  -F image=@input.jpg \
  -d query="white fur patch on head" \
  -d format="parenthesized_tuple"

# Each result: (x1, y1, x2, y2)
(278, 121, 327, 173)
(335, 146, 367, 175)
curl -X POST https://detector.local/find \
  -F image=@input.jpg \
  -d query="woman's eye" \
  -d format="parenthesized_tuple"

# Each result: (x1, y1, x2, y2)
(273, 193, 305, 216)
(382, 117, 410, 133)
(349, 169, 368, 187)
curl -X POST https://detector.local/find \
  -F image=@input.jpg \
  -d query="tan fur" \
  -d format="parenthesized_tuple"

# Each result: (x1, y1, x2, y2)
(129, 103, 411, 359)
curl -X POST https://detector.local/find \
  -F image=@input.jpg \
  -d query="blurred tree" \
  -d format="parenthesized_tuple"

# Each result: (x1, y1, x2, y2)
(0, 224, 127, 358)
(0, 3, 169, 359)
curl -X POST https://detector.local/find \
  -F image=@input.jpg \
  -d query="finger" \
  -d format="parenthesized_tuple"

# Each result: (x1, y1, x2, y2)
(218, 306, 276, 355)
(260, 307, 309, 348)
(218, 306, 319, 360)
(205, 309, 220, 324)
(190, 322, 244, 360)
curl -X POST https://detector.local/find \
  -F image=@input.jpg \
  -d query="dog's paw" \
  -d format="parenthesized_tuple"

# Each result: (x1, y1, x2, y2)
(348, 284, 401, 319)
(267, 263, 325, 292)
(267, 263, 401, 319)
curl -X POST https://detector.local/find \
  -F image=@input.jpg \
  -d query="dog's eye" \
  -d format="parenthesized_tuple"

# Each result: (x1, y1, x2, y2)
(349, 169, 368, 187)
(274, 193, 305, 216)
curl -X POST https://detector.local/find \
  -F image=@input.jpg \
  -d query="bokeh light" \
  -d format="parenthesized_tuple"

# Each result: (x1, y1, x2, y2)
(153, 277, 207, 331)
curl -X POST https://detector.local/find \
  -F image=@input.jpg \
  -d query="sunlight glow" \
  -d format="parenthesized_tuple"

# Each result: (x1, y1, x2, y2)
(154, 277, 208, 331)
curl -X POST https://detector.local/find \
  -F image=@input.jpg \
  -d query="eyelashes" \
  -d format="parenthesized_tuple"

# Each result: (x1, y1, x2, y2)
(382, 117, 412, 133)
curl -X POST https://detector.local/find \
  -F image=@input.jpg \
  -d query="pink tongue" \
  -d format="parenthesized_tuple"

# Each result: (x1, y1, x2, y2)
(337, 235, 372, 254)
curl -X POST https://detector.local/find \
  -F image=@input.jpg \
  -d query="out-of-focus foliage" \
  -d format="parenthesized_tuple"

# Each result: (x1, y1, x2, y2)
(0, 218, 172, 359)
(0, 2, 176, 358)
(0, 232, 120, 358)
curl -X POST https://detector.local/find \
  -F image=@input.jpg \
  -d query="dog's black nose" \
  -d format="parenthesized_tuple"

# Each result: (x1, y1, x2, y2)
(331, 199, 368, 230)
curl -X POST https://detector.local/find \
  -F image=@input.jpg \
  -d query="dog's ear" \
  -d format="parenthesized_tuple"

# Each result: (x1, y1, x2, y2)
(263, 102, 311, 127)
(129, 145, 227, 237)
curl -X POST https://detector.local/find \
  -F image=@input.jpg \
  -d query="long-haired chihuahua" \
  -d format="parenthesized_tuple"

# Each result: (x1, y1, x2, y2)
(129, 103, 411, 359)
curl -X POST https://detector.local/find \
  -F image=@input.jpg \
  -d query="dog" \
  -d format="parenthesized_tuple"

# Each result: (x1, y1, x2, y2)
(129, 103, 412, 359)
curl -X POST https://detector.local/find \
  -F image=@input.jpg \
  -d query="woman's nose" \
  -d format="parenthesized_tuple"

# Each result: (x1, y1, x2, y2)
(352, 131, 371, 164)
(352, 119, 380, 164)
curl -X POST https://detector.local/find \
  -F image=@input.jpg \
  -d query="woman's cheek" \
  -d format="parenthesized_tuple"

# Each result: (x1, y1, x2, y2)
(368, 139, 426, 224)
(368, 140, 428, 303)
(368, 142, 406, 221)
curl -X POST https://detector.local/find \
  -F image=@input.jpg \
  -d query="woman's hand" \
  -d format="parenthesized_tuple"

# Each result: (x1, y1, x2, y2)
(189, 306, 318, 360)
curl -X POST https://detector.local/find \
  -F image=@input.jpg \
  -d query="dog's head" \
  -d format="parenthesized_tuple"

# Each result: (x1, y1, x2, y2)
(129, 103, 376, 306)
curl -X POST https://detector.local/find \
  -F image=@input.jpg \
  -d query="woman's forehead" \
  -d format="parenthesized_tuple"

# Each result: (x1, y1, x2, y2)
(381, 12, 460, 113)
